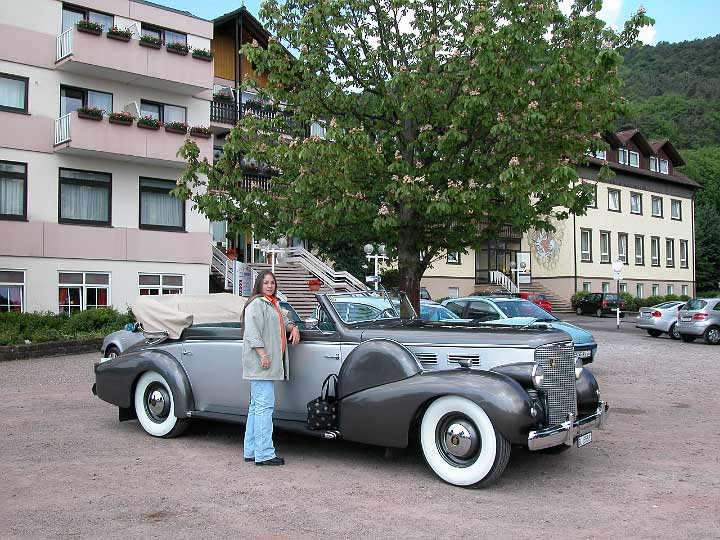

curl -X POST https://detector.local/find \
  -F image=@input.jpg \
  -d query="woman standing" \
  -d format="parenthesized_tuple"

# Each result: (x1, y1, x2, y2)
(242, 270, 300, 466)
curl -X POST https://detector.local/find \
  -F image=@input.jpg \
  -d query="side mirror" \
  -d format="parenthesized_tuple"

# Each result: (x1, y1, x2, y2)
(304, 317, 319, 330)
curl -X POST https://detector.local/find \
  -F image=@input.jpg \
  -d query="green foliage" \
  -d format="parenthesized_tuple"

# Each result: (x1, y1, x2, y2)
(0, 308, 132, 347)
(380, 268, 400, 289)
(697, 291, 720, 298)
(620, 291, 637, 312)
(176, 0, 650, 306)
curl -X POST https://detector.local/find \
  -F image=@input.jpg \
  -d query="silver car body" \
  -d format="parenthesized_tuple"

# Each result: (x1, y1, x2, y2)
(676, 298, 720, 343)
(635, 301, 685, 335)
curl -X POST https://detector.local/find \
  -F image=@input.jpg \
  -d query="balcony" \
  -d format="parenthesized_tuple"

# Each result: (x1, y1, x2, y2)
(55, 26, 213, 95)
(53, 111, 212, 169)
(210, 99, 296, 132)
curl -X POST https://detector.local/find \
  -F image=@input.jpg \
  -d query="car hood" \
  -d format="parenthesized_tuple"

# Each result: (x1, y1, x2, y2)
(357, 319, 570, 348)
(546, 320, 595, 345)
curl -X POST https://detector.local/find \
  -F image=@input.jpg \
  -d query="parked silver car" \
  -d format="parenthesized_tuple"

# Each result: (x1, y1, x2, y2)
(635, 301, 685, 339)
(676, 298, 720, 344)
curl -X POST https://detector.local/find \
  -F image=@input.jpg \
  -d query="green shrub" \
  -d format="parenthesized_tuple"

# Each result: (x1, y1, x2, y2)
(619, 292, 638, 312)
(571, 291, 591, 309)
(697, 290, 720, 298)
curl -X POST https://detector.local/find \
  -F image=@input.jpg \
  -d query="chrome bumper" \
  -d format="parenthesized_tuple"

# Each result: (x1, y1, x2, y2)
(527, 401, 609, 451)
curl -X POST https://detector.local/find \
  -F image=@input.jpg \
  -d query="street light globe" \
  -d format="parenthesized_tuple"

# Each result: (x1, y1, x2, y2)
(510, 261, 517, 269)
(364, 244, 374, 255)
(278, 236, 288, 249)
(259, 238, 270, 249)
(378, 244, 386, 256)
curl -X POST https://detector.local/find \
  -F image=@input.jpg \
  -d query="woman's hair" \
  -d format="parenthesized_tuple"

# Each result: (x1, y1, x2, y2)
(242, 270, 277, 319)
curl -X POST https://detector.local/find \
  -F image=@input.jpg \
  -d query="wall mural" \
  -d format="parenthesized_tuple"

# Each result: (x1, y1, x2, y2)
(527, 220, 564, 269)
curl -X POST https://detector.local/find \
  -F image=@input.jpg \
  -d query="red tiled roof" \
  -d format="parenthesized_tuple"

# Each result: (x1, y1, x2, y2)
(649, 138, 685, 166)
(586, 156, 700, 189)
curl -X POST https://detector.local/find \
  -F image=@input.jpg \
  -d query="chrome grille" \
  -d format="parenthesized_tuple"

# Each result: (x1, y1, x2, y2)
(415, 352, 438, 365)
(535, 341, 577, 425)
(447, 354, 481, 366)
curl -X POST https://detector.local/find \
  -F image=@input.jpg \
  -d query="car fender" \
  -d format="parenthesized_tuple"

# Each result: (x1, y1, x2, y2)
(339, 369, 537, 448)
(94, 348, 195, 418)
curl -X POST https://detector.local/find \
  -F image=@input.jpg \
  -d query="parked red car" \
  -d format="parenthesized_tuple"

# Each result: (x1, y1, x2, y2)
(516, 292, 552, 313)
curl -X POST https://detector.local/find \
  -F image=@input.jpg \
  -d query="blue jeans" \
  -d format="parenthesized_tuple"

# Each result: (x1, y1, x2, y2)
(244, 380, 276, 462)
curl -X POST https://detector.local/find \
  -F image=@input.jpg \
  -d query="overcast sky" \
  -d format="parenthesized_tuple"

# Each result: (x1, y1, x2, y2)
(160, 0, 719, 46)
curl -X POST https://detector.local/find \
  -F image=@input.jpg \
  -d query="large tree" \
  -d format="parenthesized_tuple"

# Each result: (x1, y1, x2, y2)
(176, 0, 651, 308)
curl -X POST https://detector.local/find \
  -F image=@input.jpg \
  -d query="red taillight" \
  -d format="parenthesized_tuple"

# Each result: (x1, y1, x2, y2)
(602, 301, 608, 307)
(651, 311, 662, 317)
(620, 302, 626, 308)
(693, 313, 708, 321)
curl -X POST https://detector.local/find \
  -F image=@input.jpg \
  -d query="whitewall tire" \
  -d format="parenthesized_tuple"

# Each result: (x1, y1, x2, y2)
(134, 371, 188, 438)
(420, 396, 511, 488)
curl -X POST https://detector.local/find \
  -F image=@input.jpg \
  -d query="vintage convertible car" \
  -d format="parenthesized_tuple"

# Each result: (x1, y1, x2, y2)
(93, 291, 608, 488)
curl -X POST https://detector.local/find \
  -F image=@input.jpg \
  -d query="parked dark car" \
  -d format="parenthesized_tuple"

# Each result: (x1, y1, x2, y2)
(93, 292, 607, 488)
(575, 293, 625, 317)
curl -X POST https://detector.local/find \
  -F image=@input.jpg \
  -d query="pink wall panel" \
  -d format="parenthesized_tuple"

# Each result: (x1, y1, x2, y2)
(0, 221, 44, 257)
(0, 113, 54, 154)
(126, 229, 211, 264)
(0, 24, 55, 69)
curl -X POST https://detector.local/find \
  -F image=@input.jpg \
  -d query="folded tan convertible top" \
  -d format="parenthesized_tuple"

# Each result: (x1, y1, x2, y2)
(131, 293, 247, 339)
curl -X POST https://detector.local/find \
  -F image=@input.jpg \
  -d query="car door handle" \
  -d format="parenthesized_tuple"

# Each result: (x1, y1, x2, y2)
(182, 349, 192, 356)
(324, 354, 340, 360)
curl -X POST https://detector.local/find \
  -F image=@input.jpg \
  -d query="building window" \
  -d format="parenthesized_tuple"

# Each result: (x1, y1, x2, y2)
(607, 189, 621, 212)
(618, 233, 628, 264)
(630, 192, 642, 215)
(660, 159, 669, 174)
(652, 284, 659, 296)
(58, 272, 110, 314)
(580, 229, 592, 262)
(618, 148, 628, 165)
(60, 85, 113, 116)
(62, 6, 113, 32)
(680, 240, 689, 268)
(651, 237, 661, 267)
(634, 235, 645, 265)
(582, 282, 591, 292)
(448, 287, 460, 298)
(310, 121, 326, 138)
(0, 270, 24, 312)
(619, 148, 639, 167)
(671, 199, 682, 221)
(682, 284, 688, 296)
(140, 100, 186, 123)
(447, 252, 461, 265)
(649, 156, 658, 172)
(601, 282, 609, 293)
(584, 182, 597, 208)
(141, 24, 187, 45)
(636, 283, 644, 299)
(0, 161, 27, 220)
(139, 178, 184, 231)
(619, 283, 627, 293)
(139, 274, 184, 295)
(666, 238, 675, 267)
(0, 73, 29, 114)
(600, 231, 611, 263)
(651, 196, 663, 217)
(667, 284, 674, 295)
(59, 168, 111, 226)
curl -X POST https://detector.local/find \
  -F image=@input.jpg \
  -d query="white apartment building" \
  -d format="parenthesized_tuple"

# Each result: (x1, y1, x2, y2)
(0, 0, 215, 314)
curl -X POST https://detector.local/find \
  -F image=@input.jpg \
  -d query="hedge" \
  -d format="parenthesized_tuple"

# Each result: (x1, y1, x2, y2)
(0, 308, 133, 346)
(570, 291, 691, 312)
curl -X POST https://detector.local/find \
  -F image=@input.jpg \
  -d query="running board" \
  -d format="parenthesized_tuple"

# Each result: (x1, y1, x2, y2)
(186, 410, 341, 440)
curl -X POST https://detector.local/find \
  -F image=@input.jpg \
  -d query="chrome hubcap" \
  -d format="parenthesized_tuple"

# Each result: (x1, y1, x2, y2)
(709, 329, 720, 343)
(444, 423, 475, 458)
(436, 414, 481, 467)
(145, 384, 170, 422)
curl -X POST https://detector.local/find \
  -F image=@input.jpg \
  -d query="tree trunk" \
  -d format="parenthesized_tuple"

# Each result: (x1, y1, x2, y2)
(397, 241, 423, 314)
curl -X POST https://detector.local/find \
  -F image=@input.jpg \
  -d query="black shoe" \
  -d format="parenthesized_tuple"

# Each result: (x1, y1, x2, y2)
(255, 457, 285, 466)
(244, 457, 254, 462)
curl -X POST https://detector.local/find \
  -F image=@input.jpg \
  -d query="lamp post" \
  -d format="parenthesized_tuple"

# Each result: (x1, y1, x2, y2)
(259, 237, 288, 274)
(364, 243, 387, 290)
(509, 261, 527, 294)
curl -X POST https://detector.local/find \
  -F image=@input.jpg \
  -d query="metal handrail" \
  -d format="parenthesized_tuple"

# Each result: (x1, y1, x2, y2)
(489, 270, 518, 294)
(211, 245, 233, 290)
(283, 246, 367, 292)
(54, 114, 71, 145)
(56, 28, 72, 62)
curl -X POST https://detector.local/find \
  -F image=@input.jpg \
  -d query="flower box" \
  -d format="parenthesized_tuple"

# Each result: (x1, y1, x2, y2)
(107, 27, 132, 42)
(189, 126, 211, 138)
(164, 121, 188, 134)
(108, 112, 135, 125)
(225, 249, 237, 261)
(139, 35, 162, 49)
(77, 107, 103, 120)
(76, 21, 103, 35)
(166, 42, 190, 55)
(192, 48, 214, 61)
(138, 122, 161, 130)
(213, 94, 234, 103)
(308, 279, 323, 292)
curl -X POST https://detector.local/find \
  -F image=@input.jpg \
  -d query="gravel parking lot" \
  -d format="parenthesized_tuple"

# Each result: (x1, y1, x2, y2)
(2, 320, 719, 540)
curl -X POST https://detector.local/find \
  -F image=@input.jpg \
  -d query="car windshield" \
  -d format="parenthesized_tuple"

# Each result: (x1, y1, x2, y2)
(493, 299, 556, 321)
(684, 299, 707, 310)
(327, 290, 417, 323)
(604, 294, 619, 301)
(654, 301, 681, 310)
(420, 304, 460, 321)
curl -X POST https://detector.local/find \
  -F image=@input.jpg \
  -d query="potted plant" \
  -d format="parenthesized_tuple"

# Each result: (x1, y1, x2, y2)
(225, 248, 237, 261)
(189, 126, 211, 139)
(139, 34, 162, 49)
(244, 98, 264, 110)
(213, 92, 234, 103)
(164, 121, 188, 134)
(107, 26, 132, 42)
(108, 111, 135, 125)
(76, 20, 103, 35)
(308, 279, 323, 292)
(166, 41, 189, 55)
(137, 116, 163, 130)
(192, 48, 214, 61)
(76, 106, 103, 120)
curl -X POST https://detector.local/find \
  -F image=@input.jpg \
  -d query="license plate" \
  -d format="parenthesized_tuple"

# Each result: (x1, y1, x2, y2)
(681, 316, 692, 322)
(577, 350, 591, 358)
(640, 313, 651, 318)
(577, 432, 592, 448)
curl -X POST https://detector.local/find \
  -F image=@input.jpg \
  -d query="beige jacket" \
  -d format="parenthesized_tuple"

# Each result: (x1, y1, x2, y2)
(242, 296, 293, 380)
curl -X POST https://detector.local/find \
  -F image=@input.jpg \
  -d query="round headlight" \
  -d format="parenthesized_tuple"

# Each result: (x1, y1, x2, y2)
(574, 355, 584, 379)
(532, 363, 544, 389)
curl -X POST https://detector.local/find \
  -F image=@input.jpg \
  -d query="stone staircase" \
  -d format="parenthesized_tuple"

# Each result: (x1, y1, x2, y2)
(518, 282, 574, 314)
(250, 263, 335, 319)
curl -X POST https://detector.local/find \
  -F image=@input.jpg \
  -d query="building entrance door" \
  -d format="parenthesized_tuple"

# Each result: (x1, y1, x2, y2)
(475, 238, 521, 284)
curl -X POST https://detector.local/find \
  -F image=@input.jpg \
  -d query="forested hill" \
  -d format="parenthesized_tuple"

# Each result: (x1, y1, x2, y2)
(619, 34, 720, 149)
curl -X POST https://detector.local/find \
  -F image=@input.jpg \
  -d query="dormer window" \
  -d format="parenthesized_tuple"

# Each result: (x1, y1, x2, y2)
(618, 148, 639, 167)
(587, 149, 606, 160)
(659, 159, 669, 174)
(650, 156, 658, 172)
(650, 157, 669, 174)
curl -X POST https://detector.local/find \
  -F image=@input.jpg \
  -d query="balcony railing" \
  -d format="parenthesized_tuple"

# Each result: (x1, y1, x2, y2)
(54, 114, 71, 145)
(210, 99, 297, 133)
(56, 28, 72, 61)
